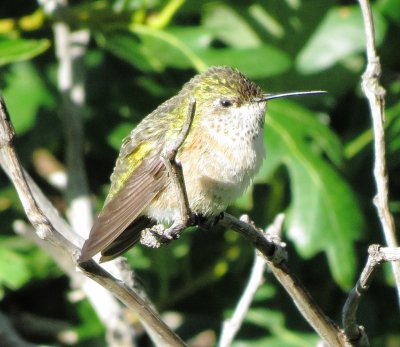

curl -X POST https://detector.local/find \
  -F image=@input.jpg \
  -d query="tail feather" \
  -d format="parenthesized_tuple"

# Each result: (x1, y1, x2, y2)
(99, 215, 154, 262)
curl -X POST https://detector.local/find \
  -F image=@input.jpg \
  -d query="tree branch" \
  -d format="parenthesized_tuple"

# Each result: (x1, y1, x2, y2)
(0, 97, 186, 347)
(39, 0, 143, 344)
(342, 245, 400, 346)
(219, 213, 345, 347)
(0, 311, 37, 347)
(219, 214, 285, 347)
(357, 0, 400, 301)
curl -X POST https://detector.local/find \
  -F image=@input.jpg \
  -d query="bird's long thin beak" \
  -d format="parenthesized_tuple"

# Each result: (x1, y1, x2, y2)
(254, 90, 327, 102)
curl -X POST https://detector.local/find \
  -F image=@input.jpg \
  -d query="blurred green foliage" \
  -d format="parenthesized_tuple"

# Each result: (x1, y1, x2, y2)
(1, 0, 400, 346)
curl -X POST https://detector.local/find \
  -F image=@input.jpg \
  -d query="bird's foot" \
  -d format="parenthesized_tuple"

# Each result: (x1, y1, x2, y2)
(140, 221, 188, 248)
(139, 212, 224, 248)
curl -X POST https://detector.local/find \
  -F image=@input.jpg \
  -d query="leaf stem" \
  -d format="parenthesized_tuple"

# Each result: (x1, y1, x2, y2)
(130, 24, 208, 72)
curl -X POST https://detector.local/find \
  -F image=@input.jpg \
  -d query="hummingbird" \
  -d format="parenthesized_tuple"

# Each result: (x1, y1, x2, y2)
(79, 66, 325, 263)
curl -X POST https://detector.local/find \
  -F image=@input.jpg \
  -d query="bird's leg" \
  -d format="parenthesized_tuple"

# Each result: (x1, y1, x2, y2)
(140, 98, 197, 248)
(195, 212, 224, 230)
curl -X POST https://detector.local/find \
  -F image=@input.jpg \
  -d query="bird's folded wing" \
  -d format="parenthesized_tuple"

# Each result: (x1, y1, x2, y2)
(79, 155, 167, 262)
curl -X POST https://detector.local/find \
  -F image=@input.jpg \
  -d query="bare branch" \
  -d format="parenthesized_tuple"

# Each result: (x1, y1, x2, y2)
(51, 2, 93, 237)
(0, 311, 37, 347)
(219, 213, 345, 347)
(357, 0, 400, 299)
(32, 149, 67, 191)
(0, 97, 186, 347)
(342, 245, 400, 346)
(219, 214, 285, 347)
(39, 0, 144, 343)
(219, 253, 265, 347)
(79, 261, 186, 347)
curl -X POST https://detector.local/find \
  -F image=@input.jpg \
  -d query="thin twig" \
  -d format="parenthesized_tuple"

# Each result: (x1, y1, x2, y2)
(79, 260, 186, 347)
(219, 254, 265, 347)
(219, 213, 345, 347)
(219, 214, 285, 347)
(32, 149, 67, 191)
(51, 2, 93, 237)
(0, 311, 37, 347)
(0, 97, 186, 347)
(357, 0, 400, 300)
(342, 245, 400, 346)
(41, 0, 140, 343)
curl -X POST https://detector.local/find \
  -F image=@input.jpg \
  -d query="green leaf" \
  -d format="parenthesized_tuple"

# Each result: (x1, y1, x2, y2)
(344, 98, 400, 160)
(233, 186, 254, 210)
(378, 0, 400, 23)
(130, 24, 208, 72)
(263, 100, 363, 289)
(0, 37, 50, 66)
(238, 308, 319, 347)
(234, 335, 318, 347)
(203, 3, 262, 48)
(107, 122, 133, 150)
(132, 26, 210, 71)
(0, 248, 31, 296)
(253, 282, 277, 302)
(167, 26, 214, 49)
(246, 308, 285, 330)
(159, 27, 291, 77)
(99, 26, 208, 72)
(387, 101, 400, 166)
(3, 62, 55, 134)
(102, 26, 290, 78)
(296, 5, 387, 74)
(256, 100, 343, 183)
(198, 45, 291, 79)
(96, 31, 157, 72)
(137, 38, 290, 78)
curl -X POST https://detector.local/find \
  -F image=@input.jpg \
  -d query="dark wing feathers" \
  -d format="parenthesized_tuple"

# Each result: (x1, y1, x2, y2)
(79, 155, 167, 262)
(99, 215, 154, 262)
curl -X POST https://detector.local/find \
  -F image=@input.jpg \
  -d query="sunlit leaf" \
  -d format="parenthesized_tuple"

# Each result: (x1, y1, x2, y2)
(262, 100, 362, 289)
(3, 62, 54, 134)
(0, 248, 31, 295)
(256, 101, 343, 183)
(234, 335, 319, 347)
(378, 0, 400, 23)
(96, 31, 156, 72)
(0, 37, 50, 66)
(296, 5, 387, 74)
(198, 45, 291, 79)
(236, 308, 319, 347)
(101, 27, 290, 78)
(387, 100, 400, 166)
(107, 122, 134, 150)
(203, 3, 262, 48)
(130, 24, 208, 72)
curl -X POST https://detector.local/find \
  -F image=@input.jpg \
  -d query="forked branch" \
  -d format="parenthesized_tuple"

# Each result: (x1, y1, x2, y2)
(0, 97, 185, 347)
(357, 0, 400, 298)
(343, 245, 400, 346)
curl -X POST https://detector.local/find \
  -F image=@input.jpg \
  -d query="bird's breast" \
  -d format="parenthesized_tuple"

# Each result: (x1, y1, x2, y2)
(144, 110, 265, 223)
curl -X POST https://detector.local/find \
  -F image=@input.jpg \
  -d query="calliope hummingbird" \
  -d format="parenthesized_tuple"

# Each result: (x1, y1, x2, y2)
(79, 66, 324, 263)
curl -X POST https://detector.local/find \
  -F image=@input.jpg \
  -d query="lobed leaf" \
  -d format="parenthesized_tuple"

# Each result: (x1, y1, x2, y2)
(0, 37, 50, 66)
(261, 100, 363, 289)
(296, 5, 387, 74)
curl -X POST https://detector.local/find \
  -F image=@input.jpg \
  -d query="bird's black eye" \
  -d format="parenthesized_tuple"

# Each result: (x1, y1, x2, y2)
(219, 98, 233, 107)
